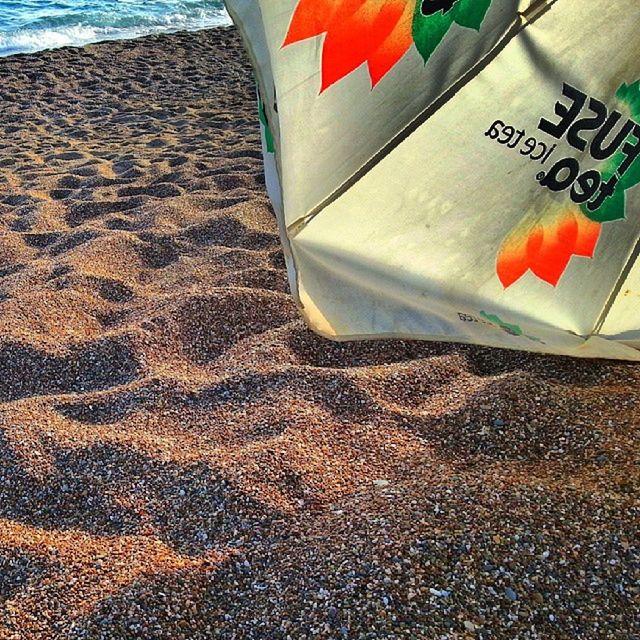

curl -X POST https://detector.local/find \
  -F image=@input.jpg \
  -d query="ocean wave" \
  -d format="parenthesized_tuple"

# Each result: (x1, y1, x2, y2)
(0, 1, 230, 57)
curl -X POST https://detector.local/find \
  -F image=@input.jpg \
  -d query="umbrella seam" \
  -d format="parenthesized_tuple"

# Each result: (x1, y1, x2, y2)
(591, 233, 640, 338)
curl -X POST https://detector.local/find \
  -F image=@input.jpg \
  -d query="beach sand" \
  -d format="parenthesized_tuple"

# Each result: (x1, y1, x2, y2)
(0, 27, 638, 639)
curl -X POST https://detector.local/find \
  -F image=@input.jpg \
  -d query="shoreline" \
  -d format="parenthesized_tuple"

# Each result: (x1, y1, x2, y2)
(0, 23, 234, 60)
(0, 26, 638, 639)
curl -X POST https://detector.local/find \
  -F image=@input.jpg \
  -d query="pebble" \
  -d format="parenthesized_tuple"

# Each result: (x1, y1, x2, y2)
(505, 587, 518, 602)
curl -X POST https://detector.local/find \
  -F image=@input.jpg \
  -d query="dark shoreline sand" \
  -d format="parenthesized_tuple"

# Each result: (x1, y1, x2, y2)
(0, 27, 638, 639)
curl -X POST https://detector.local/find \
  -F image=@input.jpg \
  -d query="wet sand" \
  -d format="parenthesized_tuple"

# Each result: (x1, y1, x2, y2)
(0, 27, 638, 639)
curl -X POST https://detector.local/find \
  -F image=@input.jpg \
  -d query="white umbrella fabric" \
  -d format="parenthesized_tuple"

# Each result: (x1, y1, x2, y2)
(224, 0, 640, 360)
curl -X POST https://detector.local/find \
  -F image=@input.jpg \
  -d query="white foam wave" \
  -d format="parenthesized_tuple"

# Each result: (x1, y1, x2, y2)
(0, 24, 101, 54)
(0, 9, 231, 56)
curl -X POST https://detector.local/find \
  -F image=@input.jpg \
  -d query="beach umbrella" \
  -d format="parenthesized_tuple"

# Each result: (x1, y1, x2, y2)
(224, 0, 640, 360)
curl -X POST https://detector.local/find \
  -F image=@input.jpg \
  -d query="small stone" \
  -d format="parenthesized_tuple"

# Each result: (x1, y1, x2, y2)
(464, 621, 476, 633)
(505, 587, 518, 601)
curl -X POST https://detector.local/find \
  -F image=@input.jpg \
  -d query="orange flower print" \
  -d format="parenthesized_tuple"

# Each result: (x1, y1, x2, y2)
(283, 0, 415, 91)
(497, 207, 602, 288)
(283, 1, 494, 91)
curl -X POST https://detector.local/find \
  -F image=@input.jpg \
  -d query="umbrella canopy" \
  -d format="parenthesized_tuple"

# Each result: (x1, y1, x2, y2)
(224, 0, 640, 360)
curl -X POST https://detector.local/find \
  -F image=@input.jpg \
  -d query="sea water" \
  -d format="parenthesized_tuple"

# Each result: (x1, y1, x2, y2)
(0, 0, 230, 57)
